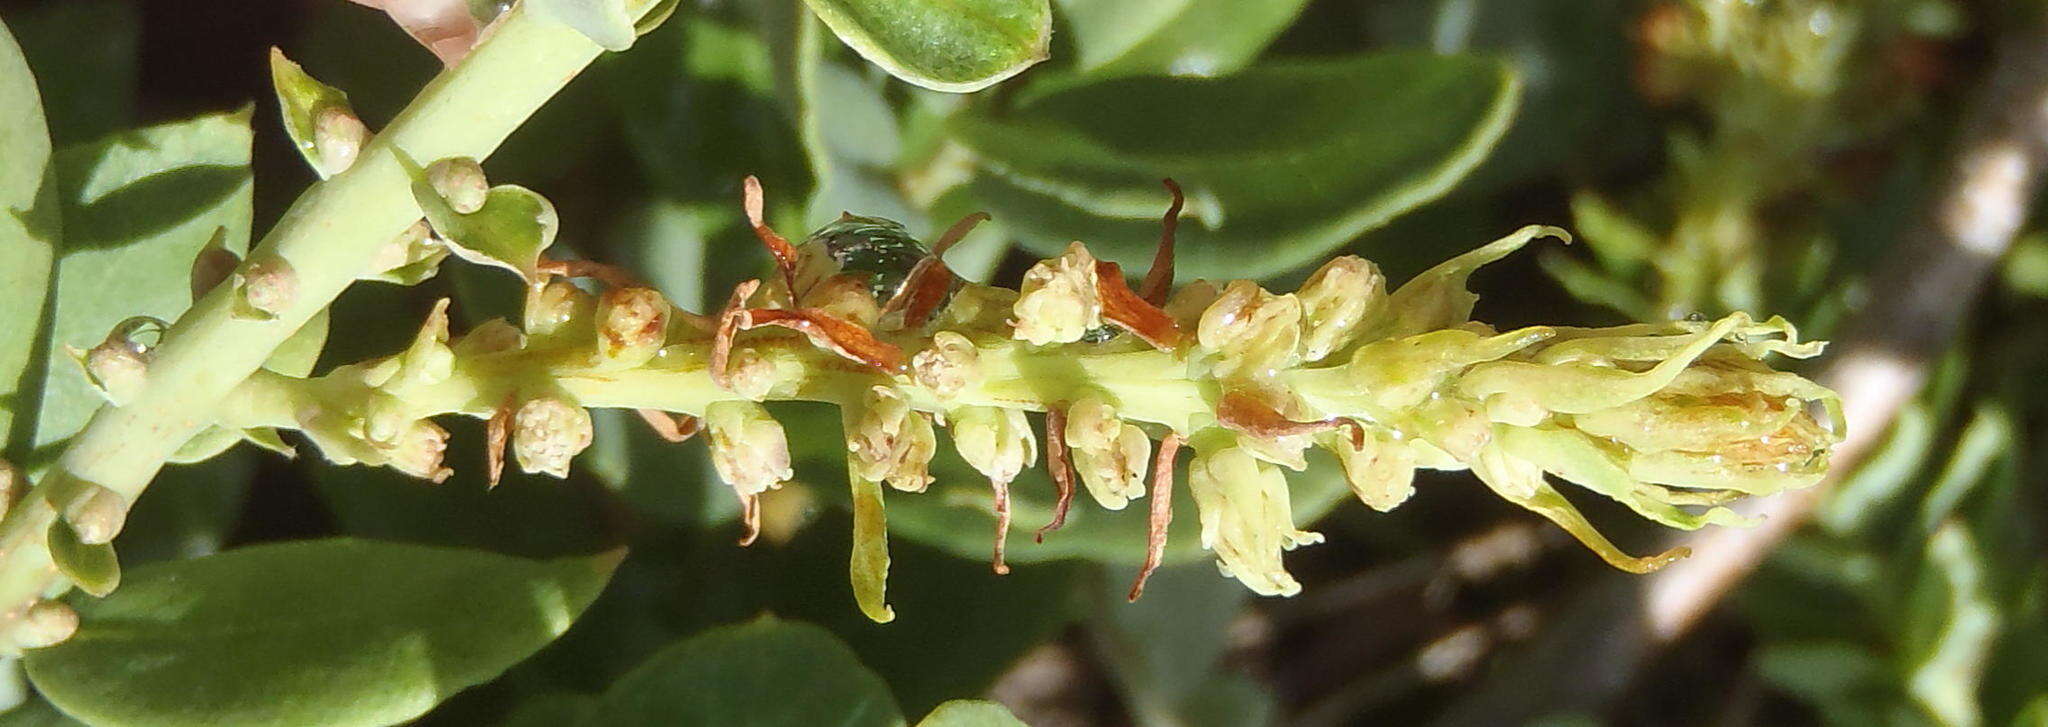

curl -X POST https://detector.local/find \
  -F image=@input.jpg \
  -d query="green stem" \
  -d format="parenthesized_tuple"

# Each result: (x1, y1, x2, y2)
(212, 337, 1231, 438)
(0, 4, 629, 631)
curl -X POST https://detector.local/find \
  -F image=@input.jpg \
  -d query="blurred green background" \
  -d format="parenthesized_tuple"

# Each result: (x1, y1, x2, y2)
(2, 0, 2045, 725)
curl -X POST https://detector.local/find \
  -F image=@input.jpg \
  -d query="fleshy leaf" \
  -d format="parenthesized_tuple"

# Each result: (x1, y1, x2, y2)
(24, 539, 622, 727)
(0, 16, 59, 459)
(46, 518, 119, 597)
(916, 700, 1028, 727)
(1054, 0, 1308, 80)
(802, 0, 1051, 93)
(580, 618, 903, 726)
(956, 53, 1521, 280)
(33, 111, 254, 450)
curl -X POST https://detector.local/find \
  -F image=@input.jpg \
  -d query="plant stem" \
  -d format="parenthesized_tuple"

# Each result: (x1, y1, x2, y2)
(0, 3, 627, 632)
(210, 337, 1226, 438)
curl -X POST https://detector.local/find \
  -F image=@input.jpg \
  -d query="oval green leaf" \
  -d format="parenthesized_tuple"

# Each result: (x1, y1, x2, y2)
(581, 617, 903, 727)
(802, 0, 1051, 93)
(1054, 0, 1308, 80)
(954, 52, 1519, 280)
(916, 700, 1027, 727)
(24, 539, 623, 727)
(0, 17, 59, 458)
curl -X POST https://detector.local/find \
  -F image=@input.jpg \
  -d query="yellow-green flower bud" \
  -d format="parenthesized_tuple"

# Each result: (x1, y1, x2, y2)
(524, 278, 594, 339)
(1324, 428, 1416, 512)
(1296, 255, 1385, 362)
(1197, 280, 1302, 381)
(1163, 279, 1219, 329)
(705, 401, 793, 497)
(595, 287, 669, 370)
(9, 600, 78, 649)
(425, 157, 488, 215)
(1064, 397, 1149, 510)
(363, 300, 454, 394)
(952, 405, 1036, 486)
(847, 386, 937, 493)
(365, 220, 449, 284)
(385, 419, 453, 483)
(1012, 242, 1102, 345)
(911, 331, 981, 400)
(1187, 438, 1321, 597)
(237, 257, 298, 318)
(63, 484, 130, 545)
(76, 339, 148, 407)
(312, 105, 368, 178)
(512, 397, 594, 479)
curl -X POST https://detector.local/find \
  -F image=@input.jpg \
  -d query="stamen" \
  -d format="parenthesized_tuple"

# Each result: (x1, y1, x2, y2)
(636, 409, 701, 443)
(742, 176, 801, 296)
(991, 476, 1012, 574)
(1216, 390, 1364, 448)
(1095, 260, 1182, 349)
(709, 280, 761, 392)
(484, 397, 513, 488)
(1036, 406, 1077, 542)
(1138, 178, 1183, 305)
(1128, 431, 1183, 601)
(736, 491, 761, 547)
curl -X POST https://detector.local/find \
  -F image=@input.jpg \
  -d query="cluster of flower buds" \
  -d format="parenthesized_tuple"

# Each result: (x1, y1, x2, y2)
(225, 172, 1840, 620)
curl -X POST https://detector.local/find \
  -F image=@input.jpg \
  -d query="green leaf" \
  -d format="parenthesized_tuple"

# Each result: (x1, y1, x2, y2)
(24, 539, 623, 727)
(1092, 562, 1247, 719)
(802, 0, 1051, 93)
(956, 52, 1519, 280)
(915, 700, 1025, 727)
(45, 518, 117, 597)
(0, 17, 59, 461)
(580, 617, 903, 726)
(3, 0, 136, 145)
(1053, 0, 1307, 80)
(1904, 523, 2000, 727)
(533, 0, 638, 52)
(875, 438, 1350, 568)
(32, 112, 255, 452)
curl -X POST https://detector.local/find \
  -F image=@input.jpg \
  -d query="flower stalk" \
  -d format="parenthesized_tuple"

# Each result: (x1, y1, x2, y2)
(193, 220, 1842, 617)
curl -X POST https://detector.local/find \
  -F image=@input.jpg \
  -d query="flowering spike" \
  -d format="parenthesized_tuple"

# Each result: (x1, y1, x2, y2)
(208, 220, 1844, 611)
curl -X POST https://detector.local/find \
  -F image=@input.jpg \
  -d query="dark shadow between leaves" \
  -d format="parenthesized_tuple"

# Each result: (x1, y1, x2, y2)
(60, 164, 249, 252)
